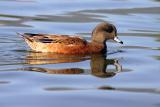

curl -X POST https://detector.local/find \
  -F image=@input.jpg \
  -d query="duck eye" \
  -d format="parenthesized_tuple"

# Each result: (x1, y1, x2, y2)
(106, 25, 113, 33)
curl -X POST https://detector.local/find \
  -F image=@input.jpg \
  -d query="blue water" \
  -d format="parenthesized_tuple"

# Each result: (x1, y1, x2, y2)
(0, 0, 160, 107)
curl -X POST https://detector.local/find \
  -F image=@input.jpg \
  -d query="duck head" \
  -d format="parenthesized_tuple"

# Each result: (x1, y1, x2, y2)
(92, 22, 123, 44)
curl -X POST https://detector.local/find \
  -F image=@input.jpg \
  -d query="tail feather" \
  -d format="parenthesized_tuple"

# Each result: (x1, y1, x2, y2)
(16, 32, 33, 42)
(16, 32, 25, 38)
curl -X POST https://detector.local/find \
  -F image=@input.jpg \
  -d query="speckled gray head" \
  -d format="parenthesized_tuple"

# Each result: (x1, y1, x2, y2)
(92, 22, 123, 44)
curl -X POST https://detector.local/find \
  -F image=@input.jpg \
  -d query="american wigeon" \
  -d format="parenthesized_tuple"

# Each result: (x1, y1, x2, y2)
(18, 22, 123, 54)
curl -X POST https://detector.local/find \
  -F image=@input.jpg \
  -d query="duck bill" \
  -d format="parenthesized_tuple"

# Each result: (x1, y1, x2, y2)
(114, 37, 123, 44)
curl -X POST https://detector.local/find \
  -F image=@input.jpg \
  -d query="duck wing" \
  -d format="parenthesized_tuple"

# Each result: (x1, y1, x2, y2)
(22, 33, 87, 45)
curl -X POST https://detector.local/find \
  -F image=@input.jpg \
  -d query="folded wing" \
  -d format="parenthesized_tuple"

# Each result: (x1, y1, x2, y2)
(23, 33, 87, 45)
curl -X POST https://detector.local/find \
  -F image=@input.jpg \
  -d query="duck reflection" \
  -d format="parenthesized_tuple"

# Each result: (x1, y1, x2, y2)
(24, 52, 122, 78)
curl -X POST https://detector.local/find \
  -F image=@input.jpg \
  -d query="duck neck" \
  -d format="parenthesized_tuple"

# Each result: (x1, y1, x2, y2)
(91, 38, 105, 44)
(91, 39, 107, 53)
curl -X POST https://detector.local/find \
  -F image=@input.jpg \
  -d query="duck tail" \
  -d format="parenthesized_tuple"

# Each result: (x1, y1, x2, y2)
(16, 32, 25, 38)
(16, 32, 33, 42)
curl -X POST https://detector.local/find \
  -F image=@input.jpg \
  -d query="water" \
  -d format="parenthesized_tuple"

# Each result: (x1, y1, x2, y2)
(0, 0, 160, 107)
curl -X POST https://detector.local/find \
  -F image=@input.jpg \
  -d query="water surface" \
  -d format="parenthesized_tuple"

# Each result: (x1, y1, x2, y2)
(0, 0, 160, 107)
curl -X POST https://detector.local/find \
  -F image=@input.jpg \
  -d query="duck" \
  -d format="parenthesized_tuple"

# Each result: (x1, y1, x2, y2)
(17, 22, 123, 54)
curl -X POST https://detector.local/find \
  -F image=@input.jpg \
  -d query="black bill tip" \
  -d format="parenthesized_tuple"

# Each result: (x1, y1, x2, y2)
(119, 41, 123, 44)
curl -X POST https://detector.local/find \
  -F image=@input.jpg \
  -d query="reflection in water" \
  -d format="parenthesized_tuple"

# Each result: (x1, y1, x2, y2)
(25, 52, 89, 64)
(23, 52, 123, 78)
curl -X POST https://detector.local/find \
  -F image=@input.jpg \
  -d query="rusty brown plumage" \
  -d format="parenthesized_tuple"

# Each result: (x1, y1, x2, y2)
(18, 22, 123, 54)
